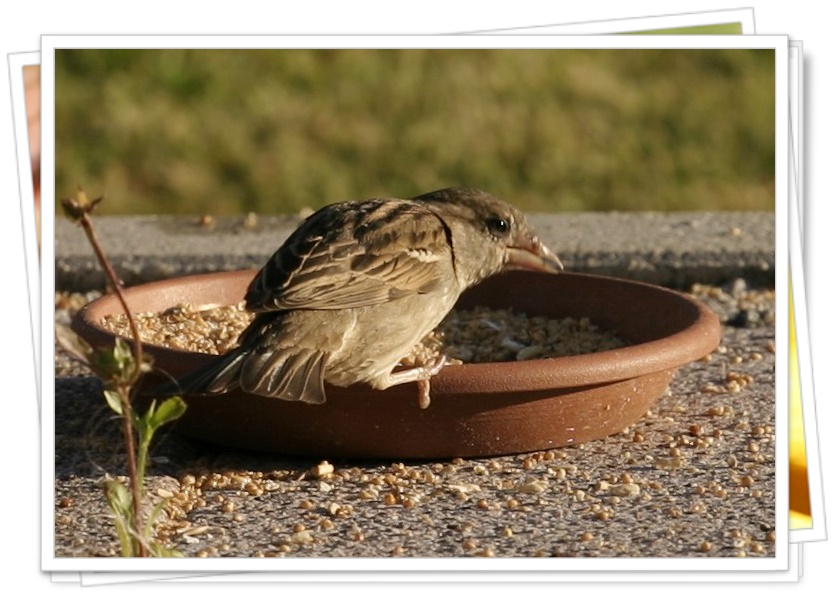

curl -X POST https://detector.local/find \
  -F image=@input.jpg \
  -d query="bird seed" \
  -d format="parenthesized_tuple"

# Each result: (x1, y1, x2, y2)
(100, 303, 626, 365)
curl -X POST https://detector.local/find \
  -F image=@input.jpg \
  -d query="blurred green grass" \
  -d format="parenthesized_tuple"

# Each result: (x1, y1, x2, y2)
(55, 48, 775, 215)
(623, 23, 743, 35)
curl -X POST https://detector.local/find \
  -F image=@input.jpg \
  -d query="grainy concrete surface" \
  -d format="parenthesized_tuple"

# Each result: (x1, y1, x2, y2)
(52, 212, 776, 560)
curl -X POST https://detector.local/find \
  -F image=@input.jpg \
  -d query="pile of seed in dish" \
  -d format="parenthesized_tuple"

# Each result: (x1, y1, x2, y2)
(100, 304, 626, 364)
(100, 303, 254, 356)
(403, 307, 626, 365)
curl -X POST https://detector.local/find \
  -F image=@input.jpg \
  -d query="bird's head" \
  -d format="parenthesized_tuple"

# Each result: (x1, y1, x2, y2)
(414, 187, 563, 289)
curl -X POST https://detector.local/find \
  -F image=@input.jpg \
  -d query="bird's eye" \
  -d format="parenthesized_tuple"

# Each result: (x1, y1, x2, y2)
(486, 217, 511, 238)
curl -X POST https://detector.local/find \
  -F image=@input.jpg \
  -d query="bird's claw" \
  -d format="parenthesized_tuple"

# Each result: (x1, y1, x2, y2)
(385, 354, 447, 409)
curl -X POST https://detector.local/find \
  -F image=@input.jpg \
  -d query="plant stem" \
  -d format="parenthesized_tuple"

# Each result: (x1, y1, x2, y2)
(75, 211, 148, 557)
(75, 214, 145, 384)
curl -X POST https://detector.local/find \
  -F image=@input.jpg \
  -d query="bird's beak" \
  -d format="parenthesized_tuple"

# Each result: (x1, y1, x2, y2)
(505, 236, 564, 273)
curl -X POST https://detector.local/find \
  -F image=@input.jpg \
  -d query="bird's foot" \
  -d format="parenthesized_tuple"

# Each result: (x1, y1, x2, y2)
(416, 379, 430, 410)
(383, 355, 447, 409)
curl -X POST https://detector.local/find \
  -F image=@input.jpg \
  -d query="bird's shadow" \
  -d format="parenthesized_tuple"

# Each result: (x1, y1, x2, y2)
(54, 376, 428, 482)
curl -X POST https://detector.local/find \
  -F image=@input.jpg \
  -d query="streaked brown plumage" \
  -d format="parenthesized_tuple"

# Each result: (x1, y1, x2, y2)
(154, 187, 563, 408)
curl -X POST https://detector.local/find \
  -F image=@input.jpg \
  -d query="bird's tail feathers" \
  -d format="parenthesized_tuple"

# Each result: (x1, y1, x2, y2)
(239, 348, 327, 404)
(146, 348, 250, 398)
(148, 347, 329, 405)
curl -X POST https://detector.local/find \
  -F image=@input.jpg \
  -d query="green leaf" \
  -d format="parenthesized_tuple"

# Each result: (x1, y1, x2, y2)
(88, 338, 147, 386)
(147, 396, 187, 432)
(89, 340, 132, 384)
(138, 399, 157, 427)
(112, 338, 139, 383)
(112, 338, 134, 367)
(103, 478, 135, 557)
(103, 390, 124, 416)
(139, 397, 187, 438)
(104, 479, 133, 516)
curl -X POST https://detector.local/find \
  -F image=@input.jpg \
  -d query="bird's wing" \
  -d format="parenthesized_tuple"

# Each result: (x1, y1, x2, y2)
(245, 200, 452, 312)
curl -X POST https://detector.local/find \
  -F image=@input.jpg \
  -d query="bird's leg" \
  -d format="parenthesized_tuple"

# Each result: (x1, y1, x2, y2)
(380, 355, 447, 409)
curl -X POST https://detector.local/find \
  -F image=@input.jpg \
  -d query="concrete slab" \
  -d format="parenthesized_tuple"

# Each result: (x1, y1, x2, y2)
(55, 211, 775, 291)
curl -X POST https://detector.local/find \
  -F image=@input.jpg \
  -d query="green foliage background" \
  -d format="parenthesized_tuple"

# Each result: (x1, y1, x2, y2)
(55, 47, 775, 215)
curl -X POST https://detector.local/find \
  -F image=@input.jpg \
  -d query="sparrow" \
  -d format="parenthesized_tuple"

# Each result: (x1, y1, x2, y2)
(152, 187, 563, 408)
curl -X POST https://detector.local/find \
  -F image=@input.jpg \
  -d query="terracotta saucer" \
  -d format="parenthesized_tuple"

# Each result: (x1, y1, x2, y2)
(71, 270, 721, 459)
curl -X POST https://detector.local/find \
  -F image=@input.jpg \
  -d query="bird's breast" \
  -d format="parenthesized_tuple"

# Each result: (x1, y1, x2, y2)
(317, 289, 459, 387)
